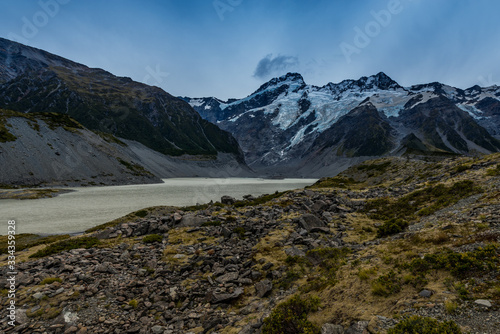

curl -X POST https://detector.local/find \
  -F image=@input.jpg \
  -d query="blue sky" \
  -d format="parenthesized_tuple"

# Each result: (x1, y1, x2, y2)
(1, 0, 499, 99)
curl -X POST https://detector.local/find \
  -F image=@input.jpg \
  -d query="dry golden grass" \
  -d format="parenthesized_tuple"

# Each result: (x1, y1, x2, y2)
(252, 224, 294, 269)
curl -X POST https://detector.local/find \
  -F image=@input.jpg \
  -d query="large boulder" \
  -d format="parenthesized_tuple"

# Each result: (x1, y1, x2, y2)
(221, 195, 236, 205)
(254, 279, 273, 298)
(298, 214, 327, 232)
(178, 214, 207, 227)
(321, 324, 345, 334)
(211, 287, 244, 303)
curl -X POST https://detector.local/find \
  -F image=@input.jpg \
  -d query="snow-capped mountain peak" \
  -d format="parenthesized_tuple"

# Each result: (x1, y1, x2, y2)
(254, 72, 305, 95)
(183, 72, 500, 172)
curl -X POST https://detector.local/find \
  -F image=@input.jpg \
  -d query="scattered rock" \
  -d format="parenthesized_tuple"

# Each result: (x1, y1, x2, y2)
(298, 213, 327, 232)
(255, 279, 273, 298)
(419, 289, 433, 298)
(221, 195, 236, 205)
(345, 320, 369, 334)
(285, 246, 306, 257)
(474, 299, 492, 307)
(321, 323, 345, 334)
(211, 287, 244, 303)
(179, 214, 207, 227)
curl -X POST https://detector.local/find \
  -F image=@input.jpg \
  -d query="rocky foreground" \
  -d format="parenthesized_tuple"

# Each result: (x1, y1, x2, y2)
(1, 154, 500, 334)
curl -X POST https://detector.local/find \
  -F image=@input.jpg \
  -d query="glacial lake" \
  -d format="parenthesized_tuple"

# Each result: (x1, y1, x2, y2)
(0, 178, 316, 235)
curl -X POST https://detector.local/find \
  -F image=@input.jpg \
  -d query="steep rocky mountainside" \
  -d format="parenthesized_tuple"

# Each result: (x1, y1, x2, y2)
(0, 38, 244, 161)
(2, 153, 499, 333)
(0, 109, 160, 187)
(184, 72, 500, 176)
(0, 109, 252, 187)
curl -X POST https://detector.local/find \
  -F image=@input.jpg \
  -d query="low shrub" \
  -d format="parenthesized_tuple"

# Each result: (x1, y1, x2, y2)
(486, 165, 500, 176)
(406, 244, 499, 279)
(142, 234, 163, 243)
(453, 164, 470, 173)
(233, 226, 246, 239)
(0, 234, 70, 255)
(371, 270, 402, 297)
(304, 247, 351, 290)
(358, 267, 377, 280)
(40, 277, 62, 285)
(201, 220, 222, 227)
(134, 209, 148, 218)
(285, 255, 306, 266)
(444, 300, 458, 314)
(29, 237, 100, 258)
(367, 180, 480, 237)
(308, 176, 358, 189)
(276, 270, 302, 290)
(357, 161, 391, 172)
(376, 218, 408, 237)
(387, 315, 461, 334)
(262, 295, 321, 334)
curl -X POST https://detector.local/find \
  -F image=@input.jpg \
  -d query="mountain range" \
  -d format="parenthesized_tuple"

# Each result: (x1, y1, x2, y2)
(0, 38, 250, 186)
(183, 72, 500, 176)
(1, 36, 500, 185)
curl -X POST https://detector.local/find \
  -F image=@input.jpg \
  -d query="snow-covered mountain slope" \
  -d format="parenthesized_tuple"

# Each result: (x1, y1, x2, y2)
(182, 72, 500, 176)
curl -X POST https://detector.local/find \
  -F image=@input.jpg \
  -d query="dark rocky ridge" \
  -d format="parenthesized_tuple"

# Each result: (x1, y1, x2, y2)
(0, 37, 245, 161)
(0, 110, 253, 187)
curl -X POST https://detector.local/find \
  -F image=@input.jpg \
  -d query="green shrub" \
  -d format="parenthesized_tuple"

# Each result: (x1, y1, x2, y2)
(371, 270, 402, 297)
(304, 247, 351, 290)
(117, 158, 152, 176)
(262, 295, 321, 334)
(406, 244, 499, 279)
(357, 161, 391, 172)
(453, 164, 470, 173)
(40, 277, 62, 285)
(29, 237, 100, 258)
(486, 165, 500, 176)
(366, 180, 480, 223)
(128, 299, 139, 308)
(0, 234, 70, 255)
(134, 209, 148, 218)
(444, 300, 458, 314)
(201, 220, 222, 227)
(308, 177, 358, 189)
(402, 273, 428, 289)
(142, 234, 163, 243)
(387, 315, 461, 334)
(0, 124, 17, 142)
(306, 247, 351, 263)
(376, 218, 408, 237)
(276, 270, 302, 290)
(233, 226, 246, 239)
(358, 267, 377, 280)
(225, 215, 237, 222)
(454, 283, 470, 299)
(285, 255, 306, 266)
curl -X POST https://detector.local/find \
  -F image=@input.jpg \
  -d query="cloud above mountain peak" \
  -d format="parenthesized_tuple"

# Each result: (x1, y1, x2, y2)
(253, 54, 299, 80)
